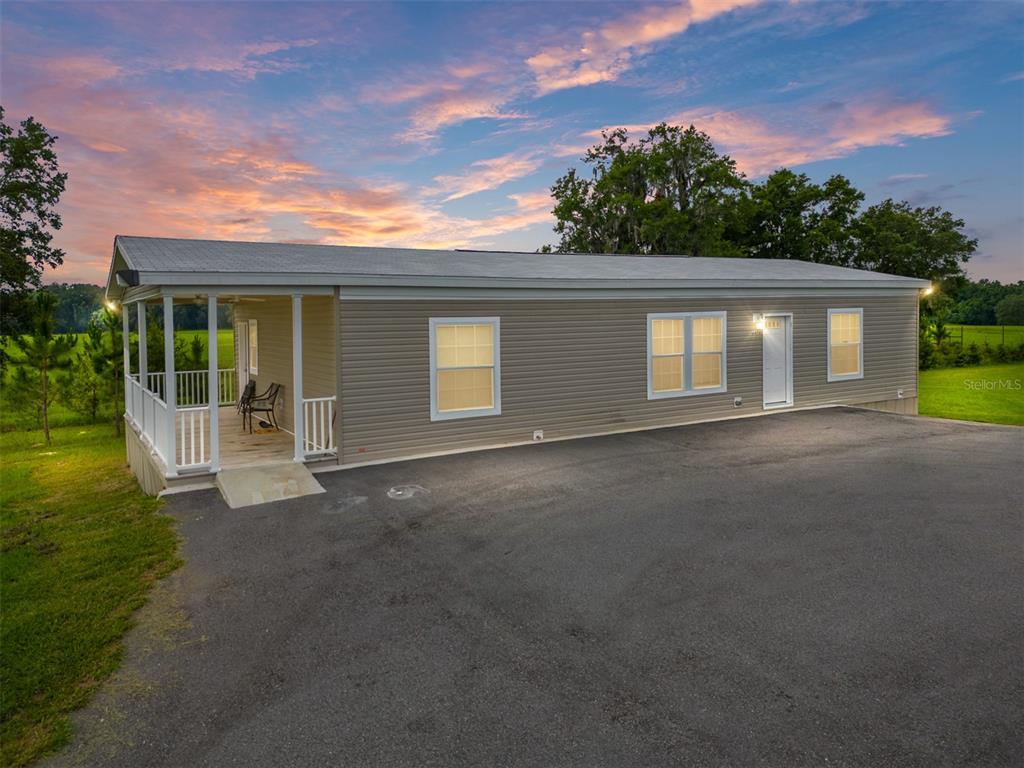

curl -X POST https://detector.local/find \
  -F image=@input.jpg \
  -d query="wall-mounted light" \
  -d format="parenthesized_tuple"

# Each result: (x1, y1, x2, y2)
(922, 285, 934, 296)
(753, 313, 766, 331)
(105, 300, 117, 311)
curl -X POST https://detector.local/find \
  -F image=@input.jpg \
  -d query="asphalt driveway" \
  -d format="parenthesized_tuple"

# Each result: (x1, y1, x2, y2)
(50, 408, 1023, 767)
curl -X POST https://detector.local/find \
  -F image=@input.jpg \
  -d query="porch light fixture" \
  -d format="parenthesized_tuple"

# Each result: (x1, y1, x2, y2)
(105, 300, 117, 311)
(753, 313, 766, 331)
(922, 285, 934, 296)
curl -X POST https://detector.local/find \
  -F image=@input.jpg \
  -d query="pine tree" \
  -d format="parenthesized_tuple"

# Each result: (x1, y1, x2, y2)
(83, 308, 124, 435)
(11, 291, 76, 444)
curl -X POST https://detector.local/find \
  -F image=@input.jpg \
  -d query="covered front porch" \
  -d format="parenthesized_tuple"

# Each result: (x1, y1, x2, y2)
(119, 289, 337, 493)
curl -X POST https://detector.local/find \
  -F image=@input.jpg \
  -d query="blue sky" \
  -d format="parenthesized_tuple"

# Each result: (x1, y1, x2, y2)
(2, 0, 1022, 282)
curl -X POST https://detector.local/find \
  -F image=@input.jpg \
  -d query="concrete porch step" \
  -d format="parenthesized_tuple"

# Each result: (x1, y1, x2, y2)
(215, 461, 326, 509)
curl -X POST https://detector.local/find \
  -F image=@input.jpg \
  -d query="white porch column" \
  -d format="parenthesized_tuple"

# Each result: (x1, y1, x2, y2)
(121, 303, 130, 419)
(163, 295, 177, 477)
(292, 294, 304, 462)
(137, 302, 147, 433)
(137, 302, 148, 386)
(207, 294, 220, 473)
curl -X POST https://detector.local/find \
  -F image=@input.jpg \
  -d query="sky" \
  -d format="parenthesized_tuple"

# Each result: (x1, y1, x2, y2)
(2, 0, 1022, 284)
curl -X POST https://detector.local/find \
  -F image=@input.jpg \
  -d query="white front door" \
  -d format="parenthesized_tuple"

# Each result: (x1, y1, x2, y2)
(762, 315, 792, 408)
(235, 320, 250, 396)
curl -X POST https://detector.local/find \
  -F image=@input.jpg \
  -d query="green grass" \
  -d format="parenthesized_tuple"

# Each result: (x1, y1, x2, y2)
(0, 425, 179, 766)
(946, 324, 1024, 348)
(919, 361, 1024, 426)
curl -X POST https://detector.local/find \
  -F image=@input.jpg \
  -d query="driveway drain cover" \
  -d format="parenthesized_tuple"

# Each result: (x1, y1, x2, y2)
(387, 484, 429, 500)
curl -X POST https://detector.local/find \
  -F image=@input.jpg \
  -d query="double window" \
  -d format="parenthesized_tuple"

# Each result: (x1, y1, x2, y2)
(827, 308, 863, 381)
(429, 317, 501, 421)
(647, 312, 727, 399)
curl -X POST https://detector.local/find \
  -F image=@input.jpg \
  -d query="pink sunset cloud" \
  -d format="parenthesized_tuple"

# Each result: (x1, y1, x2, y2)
(571, 99, 955, 177)
(3, 50, 555, 282)
(527, 0, 762, 94)
(430, 151, 545, 201)
(403, 90, 526, 143)
(359, 58, 527, 144)
(163, 38, 320, 79)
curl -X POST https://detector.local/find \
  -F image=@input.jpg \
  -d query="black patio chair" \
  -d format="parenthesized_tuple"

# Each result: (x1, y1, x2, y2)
(245, 382, 282, 433)
(236, 380, 256, 415)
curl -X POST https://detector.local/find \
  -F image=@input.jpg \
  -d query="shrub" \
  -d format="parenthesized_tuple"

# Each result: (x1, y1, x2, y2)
(918, 332, 937, 369)
(962, 342, 983, 366)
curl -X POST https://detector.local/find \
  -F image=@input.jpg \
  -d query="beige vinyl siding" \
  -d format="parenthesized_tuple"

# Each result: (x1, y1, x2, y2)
(232, 295, 336, 432)
(337, 292, 918, 465)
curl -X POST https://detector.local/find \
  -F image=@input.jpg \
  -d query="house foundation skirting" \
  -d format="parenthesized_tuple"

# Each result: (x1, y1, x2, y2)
(856, 396, 918, 416)
(125, 418, 168, 496)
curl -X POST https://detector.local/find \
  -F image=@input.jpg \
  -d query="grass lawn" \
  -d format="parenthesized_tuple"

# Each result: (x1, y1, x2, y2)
(946, 324, 1024, 348)
(0, 425, 179, 766)
(919, 362, 1024, 426)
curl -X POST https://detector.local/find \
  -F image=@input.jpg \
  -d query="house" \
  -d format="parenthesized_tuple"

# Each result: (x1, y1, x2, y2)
(104, 235, 929, 495)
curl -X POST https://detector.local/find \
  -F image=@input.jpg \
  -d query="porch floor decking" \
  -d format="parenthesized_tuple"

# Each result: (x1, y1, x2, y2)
(216, 406, 294, 470)
(172, 406, 295, 471)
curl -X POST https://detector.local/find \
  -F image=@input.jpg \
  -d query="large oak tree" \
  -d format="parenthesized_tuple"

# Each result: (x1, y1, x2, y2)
(549, 123, 977, 283)
(1, 107, 68, 335)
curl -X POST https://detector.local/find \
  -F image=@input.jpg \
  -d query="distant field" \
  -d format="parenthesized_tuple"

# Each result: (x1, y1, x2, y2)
(946, 325, 1024, 348)
(170, 329, 235, 368)
(2, 329, 235, 369)
(919, 362, 1024, 426)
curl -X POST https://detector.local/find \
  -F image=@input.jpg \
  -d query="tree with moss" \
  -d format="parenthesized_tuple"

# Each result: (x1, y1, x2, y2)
(549, 123, 977, 285)
(852, 200, 977, 284)
(550, 123, 746, 256)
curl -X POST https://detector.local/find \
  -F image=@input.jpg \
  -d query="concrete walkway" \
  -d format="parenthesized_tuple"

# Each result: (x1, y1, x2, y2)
(214, 462, 325, 508)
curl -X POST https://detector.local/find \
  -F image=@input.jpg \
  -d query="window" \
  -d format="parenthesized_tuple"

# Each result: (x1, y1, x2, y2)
(248, 320, 259, 375)
(429, 317, 500, 420)
(828, 308, 863, 381)
(647, 312, 727, 399)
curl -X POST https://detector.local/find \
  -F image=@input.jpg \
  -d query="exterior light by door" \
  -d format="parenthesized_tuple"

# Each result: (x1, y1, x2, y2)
(753, 313, 766, 331)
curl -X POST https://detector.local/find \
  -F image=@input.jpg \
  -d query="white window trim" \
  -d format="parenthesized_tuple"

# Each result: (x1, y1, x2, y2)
(646, 311, 728, 400)
(429, 316, 501, 421)
(827, 307, 864, 382)
(247, 319, 258, 376)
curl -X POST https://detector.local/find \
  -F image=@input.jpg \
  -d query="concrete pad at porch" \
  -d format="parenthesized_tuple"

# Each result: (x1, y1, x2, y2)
(215, 462, 325, 508)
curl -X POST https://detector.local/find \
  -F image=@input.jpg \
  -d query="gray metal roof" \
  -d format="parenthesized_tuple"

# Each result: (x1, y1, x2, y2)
(109, 235, 930, 295)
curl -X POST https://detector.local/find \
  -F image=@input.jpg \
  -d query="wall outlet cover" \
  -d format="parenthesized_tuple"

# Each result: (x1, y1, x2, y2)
(533, 430, 544, 441)
(733, 397, 743, 407)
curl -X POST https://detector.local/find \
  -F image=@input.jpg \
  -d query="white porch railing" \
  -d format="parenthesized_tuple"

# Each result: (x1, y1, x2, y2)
(177, 406, 210, 469)
(147, 369, 236, 407)
(126, 373, 142, 425)
(302, 396, 337, 457)
(125, 373, 169, 464)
